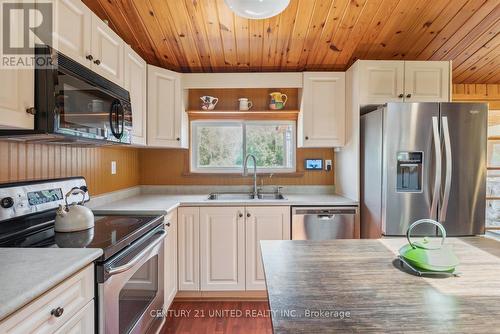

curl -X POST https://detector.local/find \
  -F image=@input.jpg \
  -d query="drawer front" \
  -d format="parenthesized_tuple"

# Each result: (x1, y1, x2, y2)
(54, 300, 94, 334)
(0, 264, 94, 334)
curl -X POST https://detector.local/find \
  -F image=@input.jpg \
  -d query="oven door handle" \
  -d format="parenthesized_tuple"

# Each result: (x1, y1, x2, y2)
(106, 230, 165, 276)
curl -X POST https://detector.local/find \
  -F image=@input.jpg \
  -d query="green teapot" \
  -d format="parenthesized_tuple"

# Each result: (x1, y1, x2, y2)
(399, 219, 459, 273)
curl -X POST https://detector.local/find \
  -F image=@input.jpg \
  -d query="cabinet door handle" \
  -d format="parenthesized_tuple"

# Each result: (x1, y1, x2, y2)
(238, 212, 243, 218)
(166, 222, 171, 227)
(94, 59, 101, 65)
(246, 212, 251, 218)
(86, 54, 93, 61)
(398, 94, 404, 98)
(176, 137, 180, 141)
(406, 93, 412, 98)
(305, 136, 309, 140)
(51, 307, 64, 318)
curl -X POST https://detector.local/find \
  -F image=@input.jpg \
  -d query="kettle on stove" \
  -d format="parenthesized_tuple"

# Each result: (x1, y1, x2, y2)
(55, 188, 94, 232)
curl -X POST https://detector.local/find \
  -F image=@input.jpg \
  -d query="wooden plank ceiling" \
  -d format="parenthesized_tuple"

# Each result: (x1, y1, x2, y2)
(83, 0, 500, 83)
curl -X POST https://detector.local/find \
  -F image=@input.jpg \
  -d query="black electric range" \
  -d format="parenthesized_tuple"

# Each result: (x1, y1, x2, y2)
(0, 177, 163, 262)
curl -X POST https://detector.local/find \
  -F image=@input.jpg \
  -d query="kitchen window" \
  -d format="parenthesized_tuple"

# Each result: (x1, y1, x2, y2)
(487, 109, 500, 229)
(191, 120, 296, 173)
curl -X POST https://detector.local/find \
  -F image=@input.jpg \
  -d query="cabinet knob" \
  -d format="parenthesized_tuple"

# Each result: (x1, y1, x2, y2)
(305, 136, 309, 140)
(176, 137, 180, 141)
(94, 59, 101, 65)
(246, 212, 251, 218)
(238, 212, 243, 218)
(398, 94, 404, 98)
(25, 107, 36, 115)
(166, 222, 171, 227)
(406, 94, 412, 98)
(86, 54, 93, 61)
(51, 307, 64, 318)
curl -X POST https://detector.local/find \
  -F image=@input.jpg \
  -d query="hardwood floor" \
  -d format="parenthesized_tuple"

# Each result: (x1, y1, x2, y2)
(160, 301, 273, 334)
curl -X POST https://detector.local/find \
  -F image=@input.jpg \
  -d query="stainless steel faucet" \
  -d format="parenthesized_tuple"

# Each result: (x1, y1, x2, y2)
(243, 153, 258, 198)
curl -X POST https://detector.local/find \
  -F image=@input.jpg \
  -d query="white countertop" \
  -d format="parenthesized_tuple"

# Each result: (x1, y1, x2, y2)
(91, 193, 358, 215)
(0, 248, 102, 321)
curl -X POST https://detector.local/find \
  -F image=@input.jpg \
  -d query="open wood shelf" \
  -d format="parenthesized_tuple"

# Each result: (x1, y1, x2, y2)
(187, 110, 299, 120)
(188, 88, 299, 112)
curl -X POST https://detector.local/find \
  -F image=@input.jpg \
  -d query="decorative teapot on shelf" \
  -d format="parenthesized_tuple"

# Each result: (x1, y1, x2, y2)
(55, 188, 94, 232)
(269, 92, 288, 110)
(200, 95, 219, 111)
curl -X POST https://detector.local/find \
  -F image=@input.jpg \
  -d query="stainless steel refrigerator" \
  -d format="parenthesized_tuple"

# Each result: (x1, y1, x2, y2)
(360, 102, 487, 237)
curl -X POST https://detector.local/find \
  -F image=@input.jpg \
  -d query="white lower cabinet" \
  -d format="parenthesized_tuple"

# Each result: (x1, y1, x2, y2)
(245, 206, 290, 290)
(177, 207, 200, 291)
(200, 207, 245, 291)
(54, 300, 94, 334)
(164, 211, 178, 309)
(0, 265, 94, 334)
(178, 206, 291, 292)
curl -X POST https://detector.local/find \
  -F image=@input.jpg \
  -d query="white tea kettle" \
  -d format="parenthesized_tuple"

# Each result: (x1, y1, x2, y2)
(55, 188, 94, 232)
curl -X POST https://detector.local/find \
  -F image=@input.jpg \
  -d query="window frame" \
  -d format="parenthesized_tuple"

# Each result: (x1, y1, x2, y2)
(190, 119, 296, 174)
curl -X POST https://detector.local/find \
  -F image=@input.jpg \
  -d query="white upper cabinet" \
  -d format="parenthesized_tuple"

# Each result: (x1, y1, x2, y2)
(147, 65, 187, 148)
(51, 0, 124, 86)
(300, 72, 346, 148)
(0, 69, 34, 129)
(177, 207, 200, 291)
(358, 61, 405, 103)
(52, 0, 92, 66)
(404, 61, 450, 102)
(200, 207, 245, 291)
(90, 17, 124, 86)
(124, 45, 147, 145)
(245, 206, 290, 290)
(356, 60, 451, 104)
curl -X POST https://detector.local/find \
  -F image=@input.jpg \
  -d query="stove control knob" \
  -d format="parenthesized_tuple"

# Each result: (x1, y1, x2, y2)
(1, 197, 14, 209)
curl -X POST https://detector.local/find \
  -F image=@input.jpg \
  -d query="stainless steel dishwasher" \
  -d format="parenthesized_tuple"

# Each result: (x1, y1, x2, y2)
(292, 206, 359, 240)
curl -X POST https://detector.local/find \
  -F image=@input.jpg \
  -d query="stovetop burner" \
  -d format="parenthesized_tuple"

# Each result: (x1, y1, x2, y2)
(0, 214, 164, 261)
(0, 177, 164, 262)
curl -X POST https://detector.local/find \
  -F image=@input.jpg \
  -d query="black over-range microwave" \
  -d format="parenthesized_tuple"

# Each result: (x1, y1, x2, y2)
(0, 46, 132, 145)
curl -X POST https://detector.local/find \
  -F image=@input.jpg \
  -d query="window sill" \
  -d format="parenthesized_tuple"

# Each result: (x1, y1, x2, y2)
(182, 171, 305, 178)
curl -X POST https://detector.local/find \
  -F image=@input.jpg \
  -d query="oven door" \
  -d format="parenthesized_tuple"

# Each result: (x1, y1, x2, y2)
(99, 226, 165, 334)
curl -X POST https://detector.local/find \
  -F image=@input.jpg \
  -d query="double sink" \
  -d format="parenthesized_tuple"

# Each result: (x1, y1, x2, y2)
(207, 192, 286, 201)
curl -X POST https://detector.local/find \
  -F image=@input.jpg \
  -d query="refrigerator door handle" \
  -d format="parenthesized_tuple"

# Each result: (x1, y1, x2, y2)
(431, 116, 441, 218)
(440, 116, 452, 223)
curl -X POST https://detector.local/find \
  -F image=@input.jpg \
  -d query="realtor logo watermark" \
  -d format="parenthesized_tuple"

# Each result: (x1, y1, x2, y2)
(1, 0, 55, 68)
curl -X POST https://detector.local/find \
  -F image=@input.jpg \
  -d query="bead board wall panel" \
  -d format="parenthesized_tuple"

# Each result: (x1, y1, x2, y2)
(139, 148, 335, 185)
(452, 83, 500, 109)
(0, 141, 140, 195)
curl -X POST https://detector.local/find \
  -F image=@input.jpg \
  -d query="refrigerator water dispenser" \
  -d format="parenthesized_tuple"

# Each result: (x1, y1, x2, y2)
(396, 152, 423, 192)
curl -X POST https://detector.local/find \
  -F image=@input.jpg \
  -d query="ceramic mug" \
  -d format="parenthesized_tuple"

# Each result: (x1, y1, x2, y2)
(238, 98, 253, 111)
(200, 96, 219, 110)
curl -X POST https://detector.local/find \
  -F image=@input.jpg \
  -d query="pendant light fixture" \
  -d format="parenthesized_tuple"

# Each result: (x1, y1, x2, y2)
(224, 0, 291, 19)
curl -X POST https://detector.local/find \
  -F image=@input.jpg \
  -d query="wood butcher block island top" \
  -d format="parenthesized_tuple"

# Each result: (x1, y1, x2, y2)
(260, 237, 500, 334)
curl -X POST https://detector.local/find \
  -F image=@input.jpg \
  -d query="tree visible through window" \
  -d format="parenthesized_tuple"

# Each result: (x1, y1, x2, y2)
(191, 120, 295, 173)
